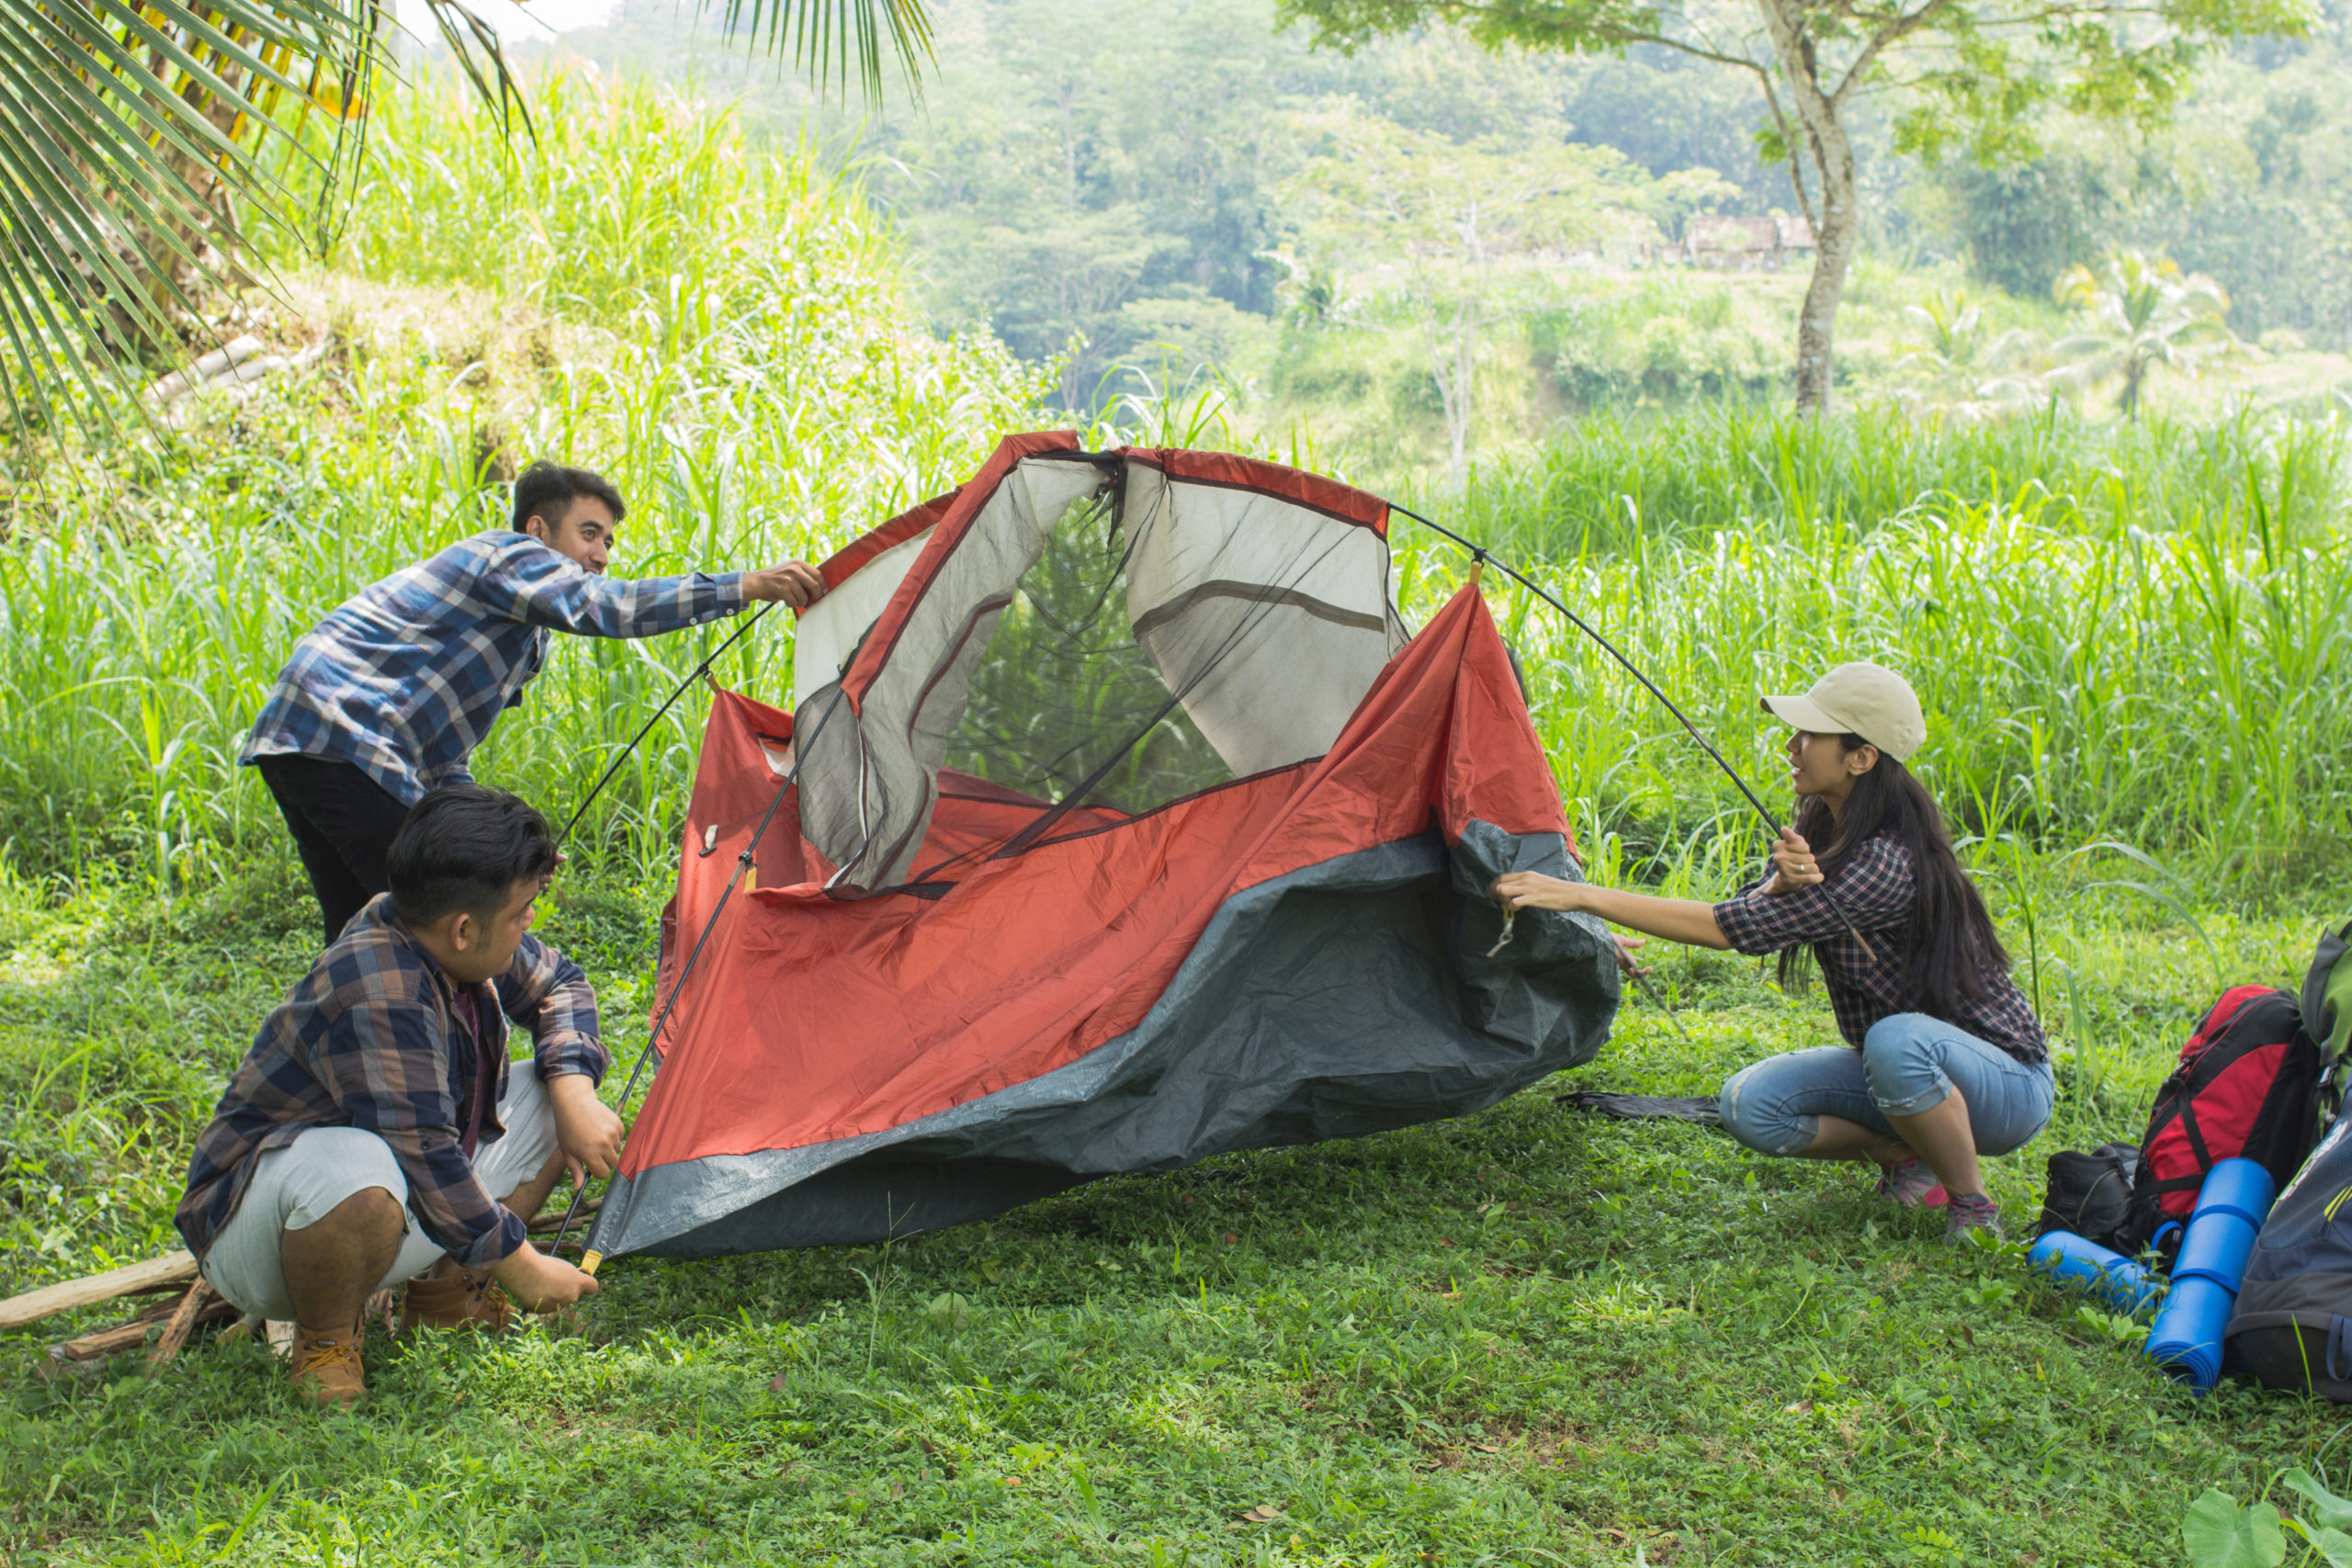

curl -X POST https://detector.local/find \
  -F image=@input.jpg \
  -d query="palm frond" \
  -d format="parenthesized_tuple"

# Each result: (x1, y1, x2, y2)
(0, 0, 373, 427)
(713, 0, 935, 103)
(0, 0, 935, 431)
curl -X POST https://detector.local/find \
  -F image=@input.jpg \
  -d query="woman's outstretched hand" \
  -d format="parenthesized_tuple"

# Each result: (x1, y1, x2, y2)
(1765, 826, 1825, 895)
(1491, 872, 1587, 915)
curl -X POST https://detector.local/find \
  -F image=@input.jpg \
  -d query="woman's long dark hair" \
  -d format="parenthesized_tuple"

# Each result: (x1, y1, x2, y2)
(1776, 735, 2012, 1019)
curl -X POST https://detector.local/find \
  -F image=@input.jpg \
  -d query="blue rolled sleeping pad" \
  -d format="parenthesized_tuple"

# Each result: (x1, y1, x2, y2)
(2146, 1157, 2279, 1391)
(2028, 1230, 2158, 1315)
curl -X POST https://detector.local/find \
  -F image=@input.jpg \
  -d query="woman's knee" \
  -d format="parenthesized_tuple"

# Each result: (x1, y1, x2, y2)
(1718, 1059, 1819, 1156)
(1862, 1014, 1956, 1117)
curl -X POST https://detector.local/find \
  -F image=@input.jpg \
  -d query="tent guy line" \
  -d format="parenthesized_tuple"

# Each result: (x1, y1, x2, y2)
(550, 681, 853, 1270)
(1386, 502, 1881, 964)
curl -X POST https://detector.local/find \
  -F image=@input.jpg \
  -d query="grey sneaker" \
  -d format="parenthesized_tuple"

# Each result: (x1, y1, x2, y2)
(1873, 1156, 1949, 1209)
(1943, 1192, 2002, 1246)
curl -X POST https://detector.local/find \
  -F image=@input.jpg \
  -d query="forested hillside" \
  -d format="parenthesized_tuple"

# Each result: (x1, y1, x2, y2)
(521, 0, 2351, 485)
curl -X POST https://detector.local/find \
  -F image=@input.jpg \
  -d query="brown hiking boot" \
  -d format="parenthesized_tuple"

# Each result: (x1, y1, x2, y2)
(400, 1269, 516, 1334)
(288, 1331, 365, 1408)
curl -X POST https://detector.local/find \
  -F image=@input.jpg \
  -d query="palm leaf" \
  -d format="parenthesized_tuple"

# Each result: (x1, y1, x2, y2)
(715, 0, 935, 101)
(0, 0, 374, 426)
(0, 0, 933, 432)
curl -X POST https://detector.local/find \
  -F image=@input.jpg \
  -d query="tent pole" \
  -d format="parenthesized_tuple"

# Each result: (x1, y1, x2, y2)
(1391, 502, 1879, 964)
(557, 602, 782, 847)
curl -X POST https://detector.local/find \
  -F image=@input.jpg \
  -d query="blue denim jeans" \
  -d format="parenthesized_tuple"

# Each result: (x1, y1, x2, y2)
(1717, 1012, 2056, 1158)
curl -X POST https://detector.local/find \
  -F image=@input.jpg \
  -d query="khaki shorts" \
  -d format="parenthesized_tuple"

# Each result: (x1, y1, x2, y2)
(197, 1068, 558, 1321)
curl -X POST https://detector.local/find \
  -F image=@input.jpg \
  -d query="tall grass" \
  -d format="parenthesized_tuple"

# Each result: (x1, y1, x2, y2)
(0, 74, 1043, 891)
(1, 73, 2347, 907)
(1398, 402, 2352, 889)
(1439, 398, 2346, 556)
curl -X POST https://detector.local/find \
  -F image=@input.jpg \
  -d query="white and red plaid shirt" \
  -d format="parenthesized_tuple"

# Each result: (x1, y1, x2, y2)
(1713, 834, 2047, 1065)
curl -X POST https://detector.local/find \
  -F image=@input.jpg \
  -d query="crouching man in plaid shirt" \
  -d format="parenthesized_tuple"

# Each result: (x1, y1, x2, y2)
(243, 460, 824, 946)
(179, 786, 617, 1407)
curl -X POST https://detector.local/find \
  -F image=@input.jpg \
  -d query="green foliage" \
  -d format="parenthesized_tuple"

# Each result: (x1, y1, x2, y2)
(2185, 1492, 2290, 1568)
(2183, 1472, 2352, 1568)
(0, 73, 1043, 891)
(1532, 277, 1786, 406)
(1281, 0, 2313, 408)
(2053, 250, 2237, 416)
(1283, 101, 1661, 476)
(1425, 400, 2352, 877)
(1926, 153, 2126, 300)
(2, 0, 937, 429)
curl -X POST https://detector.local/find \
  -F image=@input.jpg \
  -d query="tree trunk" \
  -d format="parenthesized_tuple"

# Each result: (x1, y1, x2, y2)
(1427, 297, 1477, 491)
(1754, 0, 1860, 415)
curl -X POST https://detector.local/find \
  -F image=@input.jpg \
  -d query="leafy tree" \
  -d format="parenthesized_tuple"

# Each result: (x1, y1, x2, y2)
(1281, 0, 2311, 412)
(2052, 249, 2233, 416)
(1928, 153, 2121, 299)
(1283, 105, 1649, 481)
(3, 0, 932, 426)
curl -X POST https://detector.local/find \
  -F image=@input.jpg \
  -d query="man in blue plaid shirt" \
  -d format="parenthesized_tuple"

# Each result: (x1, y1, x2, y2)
(243, 461, 824, 944)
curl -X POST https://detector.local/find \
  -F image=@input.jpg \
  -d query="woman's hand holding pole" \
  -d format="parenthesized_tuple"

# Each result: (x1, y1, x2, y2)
(1762, 827, 1826, 896)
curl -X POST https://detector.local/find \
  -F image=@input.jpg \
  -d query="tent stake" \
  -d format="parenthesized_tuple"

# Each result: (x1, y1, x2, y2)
(1389, 503, 1879, 964)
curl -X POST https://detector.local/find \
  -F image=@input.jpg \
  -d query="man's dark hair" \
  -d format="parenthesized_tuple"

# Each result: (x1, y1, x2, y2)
(511, 461, 625, 535)
(387, 785, 560, 926)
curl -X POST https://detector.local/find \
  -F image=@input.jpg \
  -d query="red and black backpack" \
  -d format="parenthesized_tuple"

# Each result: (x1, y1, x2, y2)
(2112, 985, 2329, 1263)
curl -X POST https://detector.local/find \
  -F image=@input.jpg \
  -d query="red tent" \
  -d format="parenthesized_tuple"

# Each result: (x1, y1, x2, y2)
(587, 434, 1619, 1258)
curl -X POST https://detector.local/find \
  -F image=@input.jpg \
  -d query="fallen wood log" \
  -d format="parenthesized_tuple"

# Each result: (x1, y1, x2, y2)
(146, 1280, 215, 1373)
(0, 1251, 197, 1333)
(527, 1196, 601, 1234)
(50, 1292, 234, 1364)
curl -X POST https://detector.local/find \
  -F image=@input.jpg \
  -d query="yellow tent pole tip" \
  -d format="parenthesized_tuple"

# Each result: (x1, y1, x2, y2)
(580, 1250, 603, 1277)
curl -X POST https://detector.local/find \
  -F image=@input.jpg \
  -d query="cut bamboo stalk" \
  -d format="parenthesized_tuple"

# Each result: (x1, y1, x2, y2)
(0, 1251, 197, 1332)
(145, 1280, 214, 1373)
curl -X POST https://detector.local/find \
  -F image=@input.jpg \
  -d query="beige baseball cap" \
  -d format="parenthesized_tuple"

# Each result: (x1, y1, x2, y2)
(1759, 661, 1927, 762)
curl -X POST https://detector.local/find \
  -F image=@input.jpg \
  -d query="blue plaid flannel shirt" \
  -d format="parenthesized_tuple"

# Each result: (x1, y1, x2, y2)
(1713, 833, 2047, 1065)
(176, 896, 606, 1268)
(242, 529, 747, 805)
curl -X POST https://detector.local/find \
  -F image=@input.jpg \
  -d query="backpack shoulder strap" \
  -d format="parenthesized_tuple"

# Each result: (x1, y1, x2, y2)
(2304, 932, 2352, 1124)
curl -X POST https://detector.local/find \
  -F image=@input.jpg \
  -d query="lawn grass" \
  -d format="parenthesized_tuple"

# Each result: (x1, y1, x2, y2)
(5, 856, 2347, 1566)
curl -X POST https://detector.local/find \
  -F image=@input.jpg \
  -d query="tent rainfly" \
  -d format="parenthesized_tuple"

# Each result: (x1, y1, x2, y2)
(584, 433, 1621, 1258)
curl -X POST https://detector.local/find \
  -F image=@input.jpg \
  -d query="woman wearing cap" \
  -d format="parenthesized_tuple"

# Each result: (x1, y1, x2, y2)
(1493, 662, 2051, 1243)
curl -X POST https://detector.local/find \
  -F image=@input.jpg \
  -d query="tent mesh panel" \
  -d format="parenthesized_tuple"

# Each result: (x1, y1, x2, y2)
(938, 491, 1234, 821)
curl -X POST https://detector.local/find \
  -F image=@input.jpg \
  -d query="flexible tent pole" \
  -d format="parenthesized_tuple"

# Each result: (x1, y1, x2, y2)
(558, 601, 781, 846)
(1388, 502, 1879, 964)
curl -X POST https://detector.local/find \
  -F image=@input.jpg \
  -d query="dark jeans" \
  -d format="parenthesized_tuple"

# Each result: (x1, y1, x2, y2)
(254, 754, 413, 946)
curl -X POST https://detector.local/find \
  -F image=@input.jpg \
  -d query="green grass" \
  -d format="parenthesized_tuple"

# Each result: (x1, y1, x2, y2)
(3, 861, 2347, 1565)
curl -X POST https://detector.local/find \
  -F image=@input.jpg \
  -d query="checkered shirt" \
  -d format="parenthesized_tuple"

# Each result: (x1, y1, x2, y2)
(176, 896, 607, 1268)
(242, 529, 746, 805)
(1712, 834, 2046, 1065)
